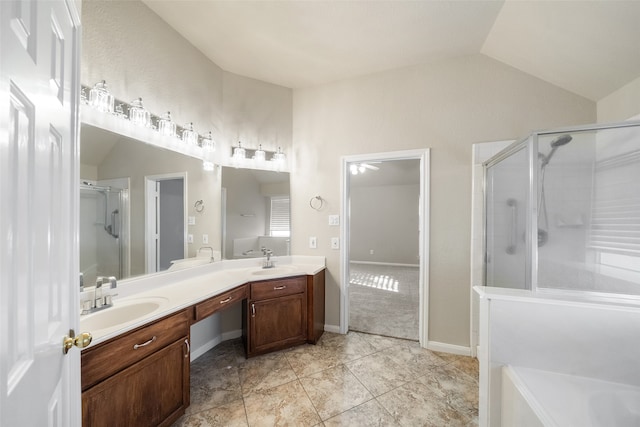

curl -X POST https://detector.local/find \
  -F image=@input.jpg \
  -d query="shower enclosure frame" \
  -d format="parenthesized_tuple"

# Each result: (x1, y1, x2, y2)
(482, 119, 640, 295)
(79, 182, 130, 282)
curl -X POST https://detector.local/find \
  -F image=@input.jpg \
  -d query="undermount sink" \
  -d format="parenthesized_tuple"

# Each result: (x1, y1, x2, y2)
(80, 297, 169, 333)
(251, 266, 297, 276)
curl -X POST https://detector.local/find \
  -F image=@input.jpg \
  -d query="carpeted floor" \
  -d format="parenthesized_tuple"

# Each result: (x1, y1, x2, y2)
(348, 263, 419, 341)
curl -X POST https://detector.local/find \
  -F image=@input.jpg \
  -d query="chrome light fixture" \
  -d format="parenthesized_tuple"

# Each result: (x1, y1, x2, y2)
(182, 122, 198, 146)
(89, 80, 114, 114)
(272, 146, 286, 171)
(201, 131, 216, 171)
(157, 111, 176, 137)
(253, 144, 266, 163)
(128, 98, 152, 127)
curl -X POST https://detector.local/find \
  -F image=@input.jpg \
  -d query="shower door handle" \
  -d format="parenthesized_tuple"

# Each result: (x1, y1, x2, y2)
(109, 209, 119, 238)
(506, 198, 517, 254)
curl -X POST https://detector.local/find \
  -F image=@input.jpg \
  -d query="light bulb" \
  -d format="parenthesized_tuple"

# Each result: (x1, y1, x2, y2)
(89, 80, 114, 113)
(129, 98, 151, 127)
(182, 122, 198, 146)
(253, 144, 266, 163)
(158, 111, 176, 137)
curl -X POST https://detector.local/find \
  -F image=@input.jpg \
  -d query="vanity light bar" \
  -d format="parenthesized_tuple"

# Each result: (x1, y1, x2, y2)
(81, 84, 215, 149)
(230, 143, 285, 162)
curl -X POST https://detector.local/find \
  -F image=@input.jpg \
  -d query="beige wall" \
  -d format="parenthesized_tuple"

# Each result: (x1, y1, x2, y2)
(290, 55, 595, 346)
(350, 184, 420, 264)
(597, 75, 640, 123)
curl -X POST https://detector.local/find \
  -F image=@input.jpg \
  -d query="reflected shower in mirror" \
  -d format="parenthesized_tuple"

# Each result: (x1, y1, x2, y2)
(221, 167, 290, 260)
(79, 123, 218, 284)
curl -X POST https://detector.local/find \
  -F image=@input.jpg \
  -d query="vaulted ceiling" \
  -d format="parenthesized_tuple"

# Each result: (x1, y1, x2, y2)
(142, 1, 640, 101)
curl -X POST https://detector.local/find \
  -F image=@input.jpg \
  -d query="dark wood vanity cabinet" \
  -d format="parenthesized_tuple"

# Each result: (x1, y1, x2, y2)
(244, 271, 325, 357)
(80, 269, 325, 424)
(81, 309, 190, 427)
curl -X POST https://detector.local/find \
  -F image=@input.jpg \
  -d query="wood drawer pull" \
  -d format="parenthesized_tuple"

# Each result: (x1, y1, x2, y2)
(273, 285, 287, 290)
(133, 336, 157, 350)
(219, 296, 233, 304)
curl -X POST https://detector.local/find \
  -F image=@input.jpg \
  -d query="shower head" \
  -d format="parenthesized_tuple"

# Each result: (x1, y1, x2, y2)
(540, 134, 572, 168)
(550, 134, 573, 148)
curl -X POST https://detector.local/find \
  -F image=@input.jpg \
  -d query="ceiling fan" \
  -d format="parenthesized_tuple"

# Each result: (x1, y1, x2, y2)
(349, 162, 380, 175)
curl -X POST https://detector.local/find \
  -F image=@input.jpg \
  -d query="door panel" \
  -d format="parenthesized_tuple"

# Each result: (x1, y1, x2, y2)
(1, 0, 81, 425)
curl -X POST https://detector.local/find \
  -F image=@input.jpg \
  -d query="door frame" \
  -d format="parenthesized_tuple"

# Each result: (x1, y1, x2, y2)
(340, 149, 430, 347)
(144, 173, 187, 273)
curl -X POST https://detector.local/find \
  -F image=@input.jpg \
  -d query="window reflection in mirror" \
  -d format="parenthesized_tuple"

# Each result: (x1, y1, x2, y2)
(221, 168, 290, 260)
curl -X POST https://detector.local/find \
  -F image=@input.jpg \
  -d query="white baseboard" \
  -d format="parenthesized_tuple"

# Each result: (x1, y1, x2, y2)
(190, 329, 243, 362)
(222, 329, 243, 341)
(427, 340, 472, 356)
(324, 324, 341, 334)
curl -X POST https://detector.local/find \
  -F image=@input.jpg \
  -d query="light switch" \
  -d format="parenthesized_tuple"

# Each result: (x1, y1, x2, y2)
(202, 234, 208, 244)
(331, 237, 340, 249)
(328, 215, 340, 226)
(188, 216, 196, 225)
(309, 236, 317, 249)
(187, 234, 193, 244)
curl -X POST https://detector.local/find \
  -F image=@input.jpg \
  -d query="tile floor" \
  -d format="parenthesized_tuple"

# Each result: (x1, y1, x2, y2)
(173, 331, 478, 427)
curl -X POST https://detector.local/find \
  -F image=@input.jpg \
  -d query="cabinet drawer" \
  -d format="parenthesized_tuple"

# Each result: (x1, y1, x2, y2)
(81, 309, 190, 391)
(194, 284, 247, 321)
(250, 276, 306, 300)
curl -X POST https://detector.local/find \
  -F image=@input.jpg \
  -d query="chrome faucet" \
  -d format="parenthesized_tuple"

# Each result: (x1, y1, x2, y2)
(198, 246, 214, 262)
(261, 247, 274, 269)
(81, 276, 117, 315)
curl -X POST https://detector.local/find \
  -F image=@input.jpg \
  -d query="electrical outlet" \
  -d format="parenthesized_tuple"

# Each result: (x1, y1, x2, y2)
(187, 234, 193, 244)
(331, 237, 340, 249)
(202, 234, 208, 244)
(188, 216, 196, 225)
(328, 215, 340, 226)
(309, 236, 317, 249)
(370, 249, 374, 255)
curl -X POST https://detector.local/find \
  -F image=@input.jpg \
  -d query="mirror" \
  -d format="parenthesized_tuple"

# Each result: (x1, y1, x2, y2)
(221, 167, 290, 260)
(79, 122, 291, 286)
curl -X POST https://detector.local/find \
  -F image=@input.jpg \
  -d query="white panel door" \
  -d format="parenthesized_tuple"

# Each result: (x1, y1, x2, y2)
(0, 1, 81, 426)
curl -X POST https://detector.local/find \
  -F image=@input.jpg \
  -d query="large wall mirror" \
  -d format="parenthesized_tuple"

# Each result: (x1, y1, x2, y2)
(79, 122, 290, 287)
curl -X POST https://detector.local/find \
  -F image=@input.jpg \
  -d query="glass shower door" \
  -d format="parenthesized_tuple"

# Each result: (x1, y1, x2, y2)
(485, 145, 529, 289)
(80, 184, 124, 286)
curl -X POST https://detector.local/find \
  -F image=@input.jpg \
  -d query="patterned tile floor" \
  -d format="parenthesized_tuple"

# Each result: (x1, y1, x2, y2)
(173, 332, 478, 427)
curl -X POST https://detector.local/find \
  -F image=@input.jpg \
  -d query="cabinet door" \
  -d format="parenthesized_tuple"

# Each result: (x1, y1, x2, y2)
(249, 293, 307, 356)
(82, 338, 189, 427)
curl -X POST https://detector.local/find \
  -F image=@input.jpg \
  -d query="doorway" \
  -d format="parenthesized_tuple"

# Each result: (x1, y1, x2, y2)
(145, 173, 187, 273)
(341, 150, 430, 345)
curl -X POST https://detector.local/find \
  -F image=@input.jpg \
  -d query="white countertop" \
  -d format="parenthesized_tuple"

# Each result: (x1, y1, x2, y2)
(81, 256, 325, 347)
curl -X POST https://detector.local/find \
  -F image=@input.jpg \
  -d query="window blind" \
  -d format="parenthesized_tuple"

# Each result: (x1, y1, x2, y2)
(588, 150, 640, 255)
(270, 196, 290, 237)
